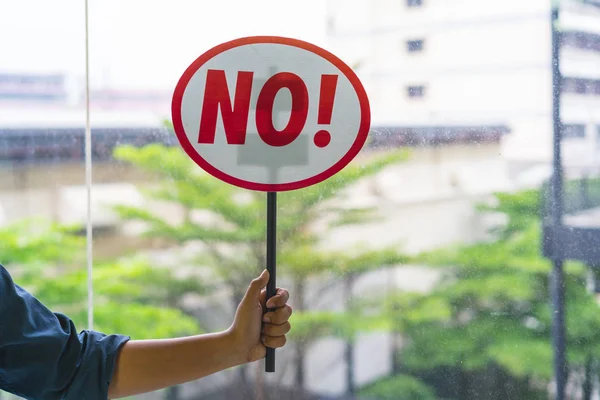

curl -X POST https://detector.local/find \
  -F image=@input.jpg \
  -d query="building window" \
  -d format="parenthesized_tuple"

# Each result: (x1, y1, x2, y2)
(562, 124, 586, 139)
(576, 80, 588, 94)
(562, 31, 600, 52)
(407, 0, 423, 7)
(407, 39, 425, 52)
(562, 77, 600, 95)
(407, 85, 426, 98)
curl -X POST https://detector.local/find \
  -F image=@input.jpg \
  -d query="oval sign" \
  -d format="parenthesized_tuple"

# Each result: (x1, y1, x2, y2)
(172, 36, 371, 192)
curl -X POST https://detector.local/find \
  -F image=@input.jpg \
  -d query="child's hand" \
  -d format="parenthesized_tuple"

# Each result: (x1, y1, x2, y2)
(228, 270, 292, 363)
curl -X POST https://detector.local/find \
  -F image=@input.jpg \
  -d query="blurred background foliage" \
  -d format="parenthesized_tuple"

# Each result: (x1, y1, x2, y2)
(4, 142, 600, 399)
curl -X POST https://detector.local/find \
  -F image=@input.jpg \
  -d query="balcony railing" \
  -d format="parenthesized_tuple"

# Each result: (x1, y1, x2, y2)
(542, 174, 600, 265)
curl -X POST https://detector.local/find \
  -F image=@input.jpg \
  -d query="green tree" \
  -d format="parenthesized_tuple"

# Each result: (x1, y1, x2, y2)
(286, 246, 407, 392)
(112, 142, 410, 395)
(378, 189, 600, 399)
(23, 256, 203, 339)
(4, 218, 203, 340)
(359, 374, 437, 400)
(0, 218, 82, 275)
(0, 219, 203, 400)
(0, 219, 81, 400)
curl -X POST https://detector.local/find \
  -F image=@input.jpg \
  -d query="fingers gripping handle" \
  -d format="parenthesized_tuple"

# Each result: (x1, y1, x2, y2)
(265, 285, 276, 372)
(265, 192, 277, 373)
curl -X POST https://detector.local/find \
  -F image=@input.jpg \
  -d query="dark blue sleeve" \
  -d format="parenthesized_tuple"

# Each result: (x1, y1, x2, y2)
(0, 265, 130, 400)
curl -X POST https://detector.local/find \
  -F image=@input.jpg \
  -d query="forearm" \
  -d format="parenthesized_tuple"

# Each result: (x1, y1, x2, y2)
(108, 330, 244, 399)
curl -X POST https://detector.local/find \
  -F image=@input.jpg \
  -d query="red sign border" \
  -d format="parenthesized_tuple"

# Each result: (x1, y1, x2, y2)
(171, 36, 371, 192)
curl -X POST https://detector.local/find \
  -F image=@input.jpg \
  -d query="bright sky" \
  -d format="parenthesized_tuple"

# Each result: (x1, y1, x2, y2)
(1, 0, 327, 90)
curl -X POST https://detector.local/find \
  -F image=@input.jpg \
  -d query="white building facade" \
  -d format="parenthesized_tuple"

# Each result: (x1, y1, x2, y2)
(325, 0, 600, 170)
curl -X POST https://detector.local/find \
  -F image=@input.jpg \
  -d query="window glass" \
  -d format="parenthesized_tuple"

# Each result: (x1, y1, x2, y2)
(0, 4, 88, 398)
(3, 1, 600, 400)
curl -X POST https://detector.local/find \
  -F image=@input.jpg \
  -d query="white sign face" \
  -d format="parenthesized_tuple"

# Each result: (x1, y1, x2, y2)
(172, 36, 371, 192)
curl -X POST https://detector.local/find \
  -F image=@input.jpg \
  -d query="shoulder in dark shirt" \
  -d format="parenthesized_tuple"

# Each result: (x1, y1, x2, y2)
(0, 265, 130, 400)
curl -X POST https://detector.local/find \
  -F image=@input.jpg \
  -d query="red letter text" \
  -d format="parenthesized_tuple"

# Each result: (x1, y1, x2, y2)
(255, 72, 309, 147)
(198, 69, 254, 145)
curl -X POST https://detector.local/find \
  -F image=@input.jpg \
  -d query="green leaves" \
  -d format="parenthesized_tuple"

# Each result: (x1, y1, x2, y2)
(444, 272, 539, 304)
(477, 189, 541, 238)
(386, 292, 453, 327)
(73, 302, 201, 340)
(114, 144, 193, 181)
(487, 335, 553, 380)
(384, 187, 600, 397)
(413, 225, 551, 276)
(359, 375, 437, 400)
(279, 246, 407, 279)
(0, 209, 200, 342)
(0, 218, 83, 268)
(335, 246, 410, 276)
(401, 316, 535, 373)
(113, 142, 411, 281)
(21, 256, 203, 340)
(289, 310, 390, 343)
(111, 143, 413, 356)
(279, 246, 337, 277)
(328, 206, 382, 227)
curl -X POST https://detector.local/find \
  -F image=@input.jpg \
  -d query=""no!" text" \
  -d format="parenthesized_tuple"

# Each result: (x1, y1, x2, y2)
(172, 36, 370, 192)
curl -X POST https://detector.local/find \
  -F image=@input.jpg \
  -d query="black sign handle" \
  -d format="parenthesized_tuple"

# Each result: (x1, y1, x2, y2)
(265, 191, 277, 372)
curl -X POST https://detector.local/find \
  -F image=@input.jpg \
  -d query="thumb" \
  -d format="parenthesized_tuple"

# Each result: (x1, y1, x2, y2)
(243, 269, 270, 301)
